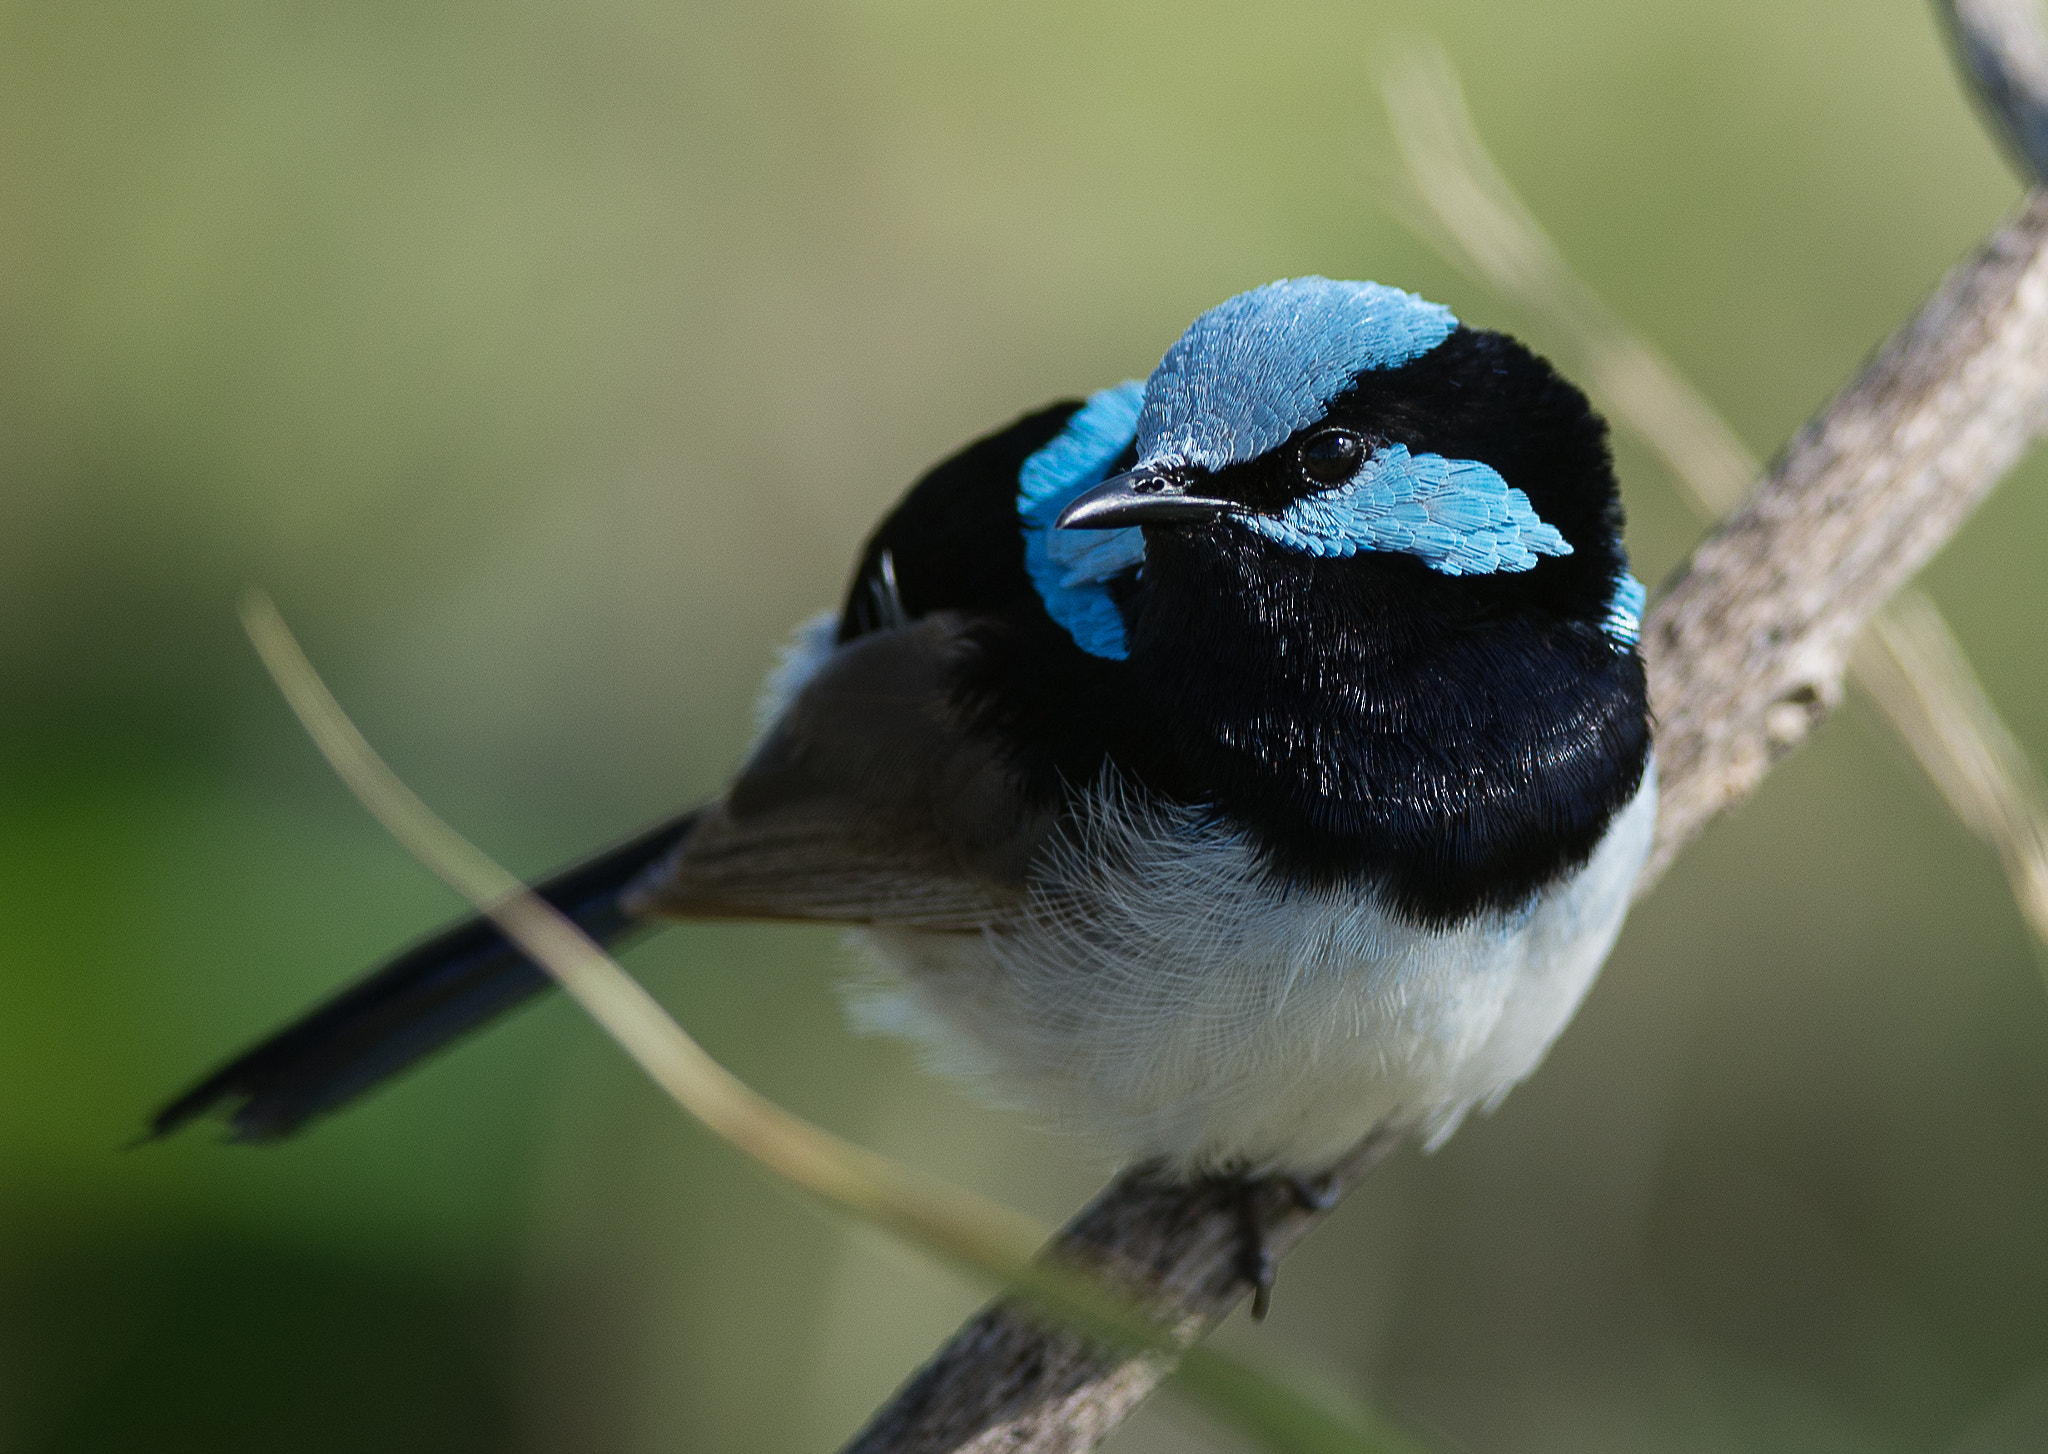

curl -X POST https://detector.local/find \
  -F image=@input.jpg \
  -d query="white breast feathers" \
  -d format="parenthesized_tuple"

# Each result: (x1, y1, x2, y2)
(847, 765, 1658, 1173)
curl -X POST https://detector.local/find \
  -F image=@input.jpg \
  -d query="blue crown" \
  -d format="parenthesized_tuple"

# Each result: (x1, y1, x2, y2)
(1134, 278, 1455, 472)
(1014, 279, 1607, 661)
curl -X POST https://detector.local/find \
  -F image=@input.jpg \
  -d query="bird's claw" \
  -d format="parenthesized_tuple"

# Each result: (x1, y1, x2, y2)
(1234, 1178, 1280, 1321)
(1286, 1172, 1341, 1211)
(1231, 1170, 1343, 1320)
(1244, 1241, 1278, 1321)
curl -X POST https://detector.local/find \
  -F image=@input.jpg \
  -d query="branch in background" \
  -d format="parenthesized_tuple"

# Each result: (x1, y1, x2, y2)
(841, 21, 2048, 1454)
(1941, 0, 2048, 180)
(1382, 39, 2048, 936)
(1376, 43, 1753, 514)
(1855, 598, 2048, 936)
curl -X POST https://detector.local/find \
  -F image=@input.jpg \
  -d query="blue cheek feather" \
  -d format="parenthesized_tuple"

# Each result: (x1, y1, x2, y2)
(1245, 444, 1572, 576)
(1135, 278, 1455, 473)
(1018, 381, 1148, 659)
(1602, 573, 1647, 647)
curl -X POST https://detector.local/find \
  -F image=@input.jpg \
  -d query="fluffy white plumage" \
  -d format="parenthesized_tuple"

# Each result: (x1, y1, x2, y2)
(847, 766, 1655, 1172)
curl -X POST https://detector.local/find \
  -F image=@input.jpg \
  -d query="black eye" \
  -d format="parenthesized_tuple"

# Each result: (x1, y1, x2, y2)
(1299, 430, 1365, 485)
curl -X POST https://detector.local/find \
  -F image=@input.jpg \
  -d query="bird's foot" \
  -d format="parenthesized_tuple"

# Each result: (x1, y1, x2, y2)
(1234, 1180, 1279, 1321)
(1231, 1170, 1343, 1321)
(1285, 1171, 1342, 1212)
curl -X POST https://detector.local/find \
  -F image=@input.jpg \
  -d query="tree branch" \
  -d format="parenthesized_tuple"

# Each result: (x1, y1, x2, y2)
(838, 187, 2048, 1454)
(1639, 187, 2048, 884)
(841, 1131, 1403, 1454)
(841, 20, 2048, 1448)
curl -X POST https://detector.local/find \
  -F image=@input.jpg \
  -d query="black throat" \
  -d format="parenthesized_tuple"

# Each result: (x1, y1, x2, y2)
(1119, 525, 1649, 926)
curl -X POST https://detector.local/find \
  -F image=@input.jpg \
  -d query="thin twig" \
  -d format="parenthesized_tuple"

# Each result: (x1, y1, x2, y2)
(1381, 39, 2048, 937)
(1853, 599, 2048, 944)
(239, 594, 1047, 1274)
(1640, 187, 2048, 880)
(239, 592, 1424, 1454)
(1378, 42, 1755, 513)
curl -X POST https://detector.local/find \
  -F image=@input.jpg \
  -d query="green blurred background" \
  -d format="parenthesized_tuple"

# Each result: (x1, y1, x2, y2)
(4, 1, 2047, 1450)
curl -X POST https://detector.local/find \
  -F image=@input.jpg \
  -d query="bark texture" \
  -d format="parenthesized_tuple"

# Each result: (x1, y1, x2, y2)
(1641, 189, 2048, 884)
(842, 1133, 1399, 1454)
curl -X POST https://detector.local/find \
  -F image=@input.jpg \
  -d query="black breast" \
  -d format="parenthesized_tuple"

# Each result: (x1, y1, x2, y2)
(1124, 527, 1650, 926)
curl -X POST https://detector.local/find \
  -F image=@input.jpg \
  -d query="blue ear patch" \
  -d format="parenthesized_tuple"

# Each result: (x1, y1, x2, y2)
(1135, 278, 1455, 473)
(1017, 382, 1147, 659)
(1244, 444, 1572, 575)
(1602, 573, 1647, 647)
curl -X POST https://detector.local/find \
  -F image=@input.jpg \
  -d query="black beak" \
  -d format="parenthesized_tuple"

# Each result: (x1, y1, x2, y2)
(1054, 466, 1237, 531)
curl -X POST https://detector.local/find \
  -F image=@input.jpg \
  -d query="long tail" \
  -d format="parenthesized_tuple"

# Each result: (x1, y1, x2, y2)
(150, 812, 700, 1144)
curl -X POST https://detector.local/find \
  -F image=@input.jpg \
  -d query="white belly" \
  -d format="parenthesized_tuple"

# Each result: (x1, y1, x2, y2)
(848, 765, 1658, 1173)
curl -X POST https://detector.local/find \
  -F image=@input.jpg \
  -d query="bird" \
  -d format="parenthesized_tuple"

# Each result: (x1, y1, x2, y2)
(153, 276, 1655, 1315)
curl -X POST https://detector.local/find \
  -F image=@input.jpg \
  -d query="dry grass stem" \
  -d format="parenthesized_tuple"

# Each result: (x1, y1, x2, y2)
(1380, 40, 2048, 934)
(238, 591, 1049, 1274)
(237, 590, 1417, 1454)
(1856, 597, 2048, 946)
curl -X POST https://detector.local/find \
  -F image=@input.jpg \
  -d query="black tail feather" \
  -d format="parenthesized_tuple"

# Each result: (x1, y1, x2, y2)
(151, 811, 700, 1144)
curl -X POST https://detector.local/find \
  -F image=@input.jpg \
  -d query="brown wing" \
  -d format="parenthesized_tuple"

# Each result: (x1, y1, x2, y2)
(624, 613, 1055, 929)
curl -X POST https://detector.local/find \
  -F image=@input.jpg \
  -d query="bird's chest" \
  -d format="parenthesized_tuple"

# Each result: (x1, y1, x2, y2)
(848, 769, 1657, 1171)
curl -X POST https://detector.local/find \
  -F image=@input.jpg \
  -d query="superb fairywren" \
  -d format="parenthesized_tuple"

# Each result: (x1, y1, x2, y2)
(157, 278, 1654, 1305)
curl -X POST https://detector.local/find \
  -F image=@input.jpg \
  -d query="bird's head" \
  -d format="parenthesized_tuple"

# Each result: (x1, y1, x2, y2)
(1019, 277, 1642, 661)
